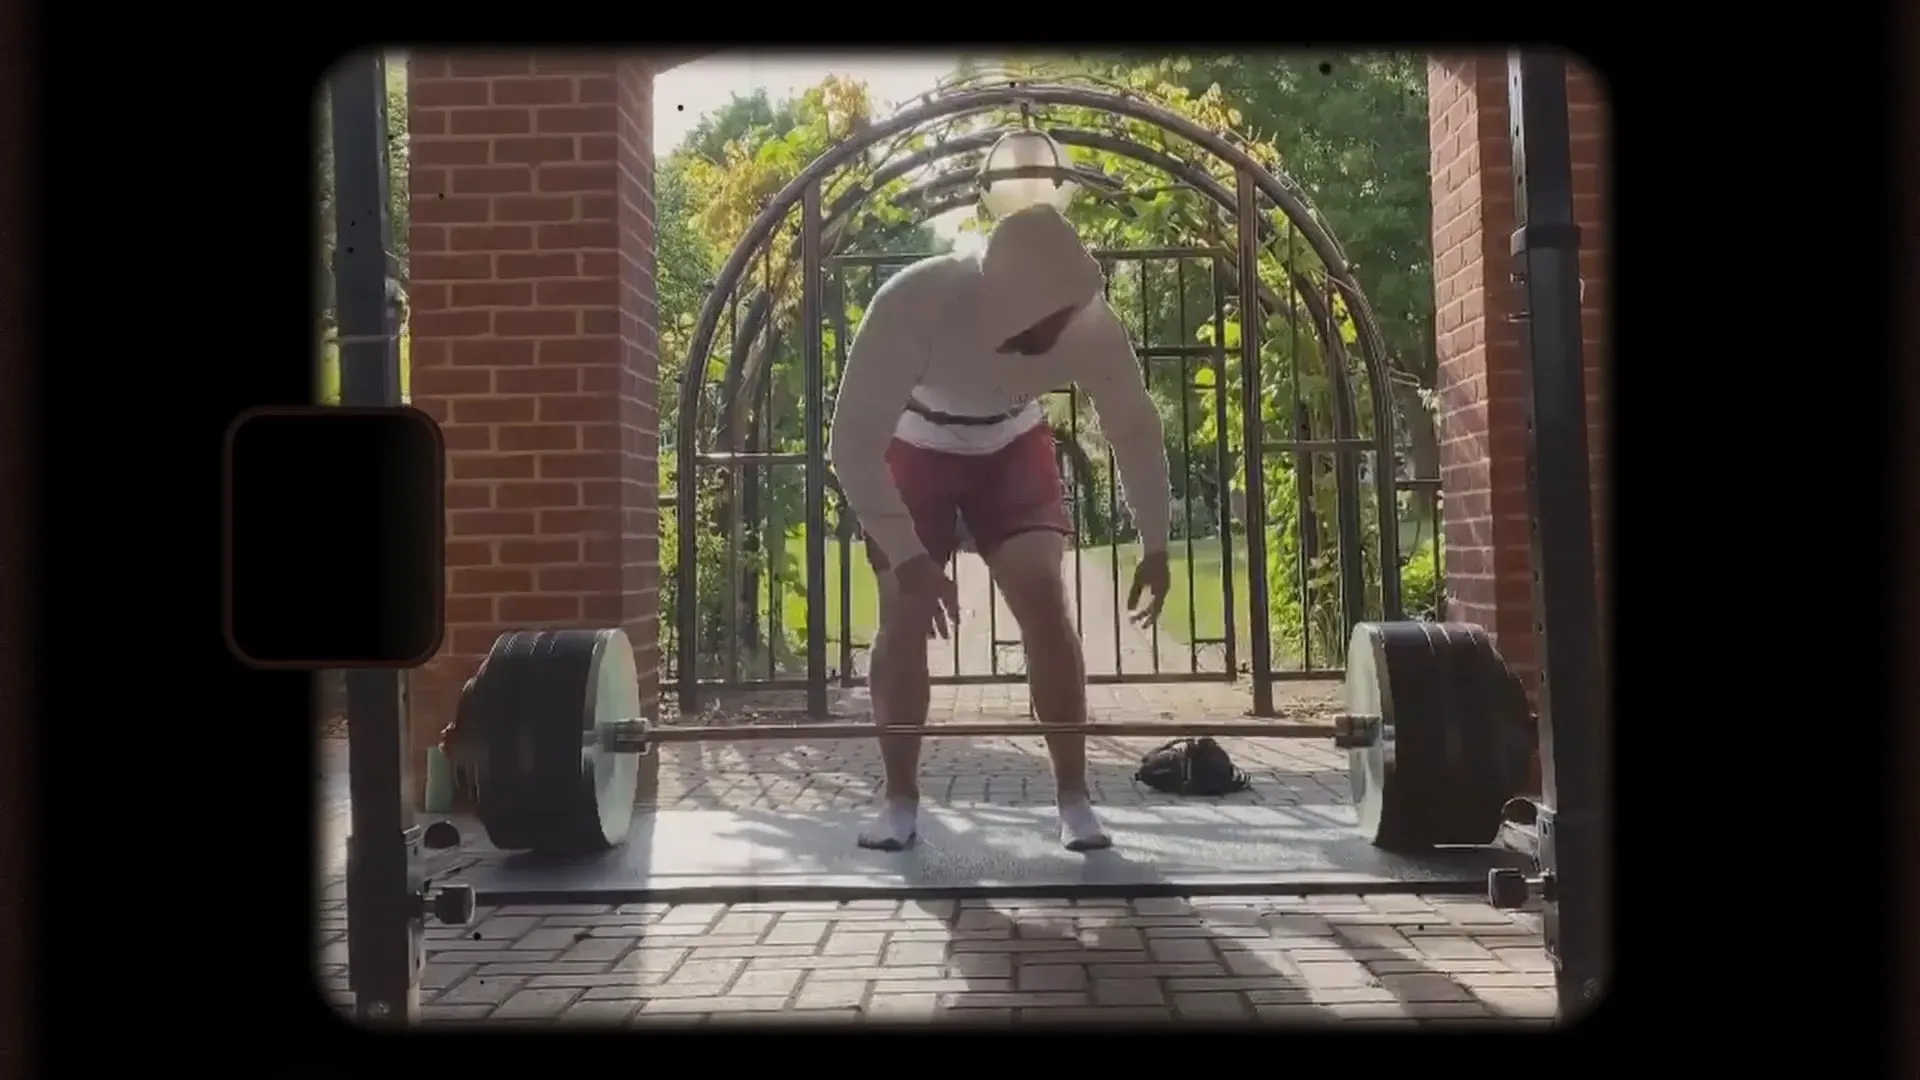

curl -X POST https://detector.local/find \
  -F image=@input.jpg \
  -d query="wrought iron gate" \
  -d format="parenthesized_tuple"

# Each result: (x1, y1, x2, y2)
(667, 73, 1440, 717)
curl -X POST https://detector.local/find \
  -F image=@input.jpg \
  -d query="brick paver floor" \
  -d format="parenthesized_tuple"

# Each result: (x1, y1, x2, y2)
(317, 678, 1554, 1025)
(315, 893, 1556, 1026)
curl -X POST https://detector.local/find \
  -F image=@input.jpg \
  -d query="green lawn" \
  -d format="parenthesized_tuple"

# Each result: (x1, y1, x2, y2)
(776, 534, 1255, 651)
(753, 520, 1428, 660)
(766, 533, 1249, 652)
(1092, 517, 1431, 655)
(1083, 539, 1254, 651)
(775, 533, 881, 647)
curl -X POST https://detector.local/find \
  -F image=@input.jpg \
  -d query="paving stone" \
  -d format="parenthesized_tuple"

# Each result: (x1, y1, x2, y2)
(1016, 964, 1088, 991)
(1252, 1003, 1335, 1023)
(426, 950, 556, 965)
(562, 999, 642, 1023)
(476, 961, 614, 978)
(884, 941, 949, 966)
(527, 973, 660, 990)
(1379, 973, 1475, 1002)
(495, 988, 581, 1019)
(1043, 1006, 1174, 1022)
(558, 937, 638, 963)
(948, 953, 1014, 978)
(822, 931, 886, 958)
(731, 968, 803, 997)
(763, 918, 831, 947)
(1293, 960, 1380, 989)
(1173, 991, 1250, 1019)
(866, 992, 941, 1015)
(511, 928, 596, 951)
(436, 975, 527, 1006)
(794, 977, 869, 1010)
(1170, 976, 1306, 993)
(644, 995, 790, 1014)
(469, 916, 542, 939)
(1092, 978, 1165, 1006)
(1472, 988, 1559, 1019)
(664, 958, 744, 987)
(1147, 938, 1217, 963)
(658, 903, 726, 926)
(1493, 947, 1555, 972)
(944, 991, 1086, 1008)
(421, 963, 474, 990)
(613, 947, 686, 974)
(422, 1004, 495, 1023)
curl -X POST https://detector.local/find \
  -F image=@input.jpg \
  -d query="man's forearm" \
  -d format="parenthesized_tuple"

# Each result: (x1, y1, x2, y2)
(1113, 441, 1172, 553)
(829, 436, 925, 567)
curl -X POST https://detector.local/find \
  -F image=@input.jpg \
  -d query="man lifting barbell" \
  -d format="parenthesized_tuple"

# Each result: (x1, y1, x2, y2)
(828, 204, 1173, 853)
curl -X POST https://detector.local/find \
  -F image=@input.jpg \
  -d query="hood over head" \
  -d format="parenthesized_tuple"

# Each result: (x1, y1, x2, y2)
(976, 205, 1104, 347)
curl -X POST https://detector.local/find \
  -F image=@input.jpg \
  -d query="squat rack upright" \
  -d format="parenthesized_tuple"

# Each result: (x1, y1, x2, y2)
(1500, 51, 1610, 1015)
(326, 50, 1609, 1023)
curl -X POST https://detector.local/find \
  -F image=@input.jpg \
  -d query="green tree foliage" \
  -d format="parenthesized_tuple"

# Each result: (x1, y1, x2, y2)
(657, 78, 951, 678)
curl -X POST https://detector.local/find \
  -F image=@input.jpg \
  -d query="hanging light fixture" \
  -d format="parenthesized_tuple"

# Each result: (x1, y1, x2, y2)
(976, 128, 1079, 219)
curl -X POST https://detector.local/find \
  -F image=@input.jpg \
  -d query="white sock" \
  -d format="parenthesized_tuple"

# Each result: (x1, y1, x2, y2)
(857, 797, 919, 851)
(1057, 796, 1112, 852)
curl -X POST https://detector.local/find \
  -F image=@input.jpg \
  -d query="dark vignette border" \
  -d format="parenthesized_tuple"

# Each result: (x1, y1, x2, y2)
(3, 25, 1908, 1061)
(0, 0, 29, 1068)
(1899, 0, 1920, 1067)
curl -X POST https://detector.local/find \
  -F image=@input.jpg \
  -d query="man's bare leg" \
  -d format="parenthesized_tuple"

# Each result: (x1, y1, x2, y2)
(858, 570, 931, 850)
(989, 530, 1111, 851)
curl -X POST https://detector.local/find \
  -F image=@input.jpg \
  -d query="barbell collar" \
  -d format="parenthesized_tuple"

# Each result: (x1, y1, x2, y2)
(1330, 713, 1382, 749)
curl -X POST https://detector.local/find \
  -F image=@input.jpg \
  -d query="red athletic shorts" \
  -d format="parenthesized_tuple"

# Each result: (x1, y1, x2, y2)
(864, 423, 1073, 570)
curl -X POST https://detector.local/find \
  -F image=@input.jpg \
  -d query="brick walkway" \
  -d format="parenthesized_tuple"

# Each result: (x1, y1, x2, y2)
(315, 894, 1556, 1025)
(317, 679, 1555, 1025)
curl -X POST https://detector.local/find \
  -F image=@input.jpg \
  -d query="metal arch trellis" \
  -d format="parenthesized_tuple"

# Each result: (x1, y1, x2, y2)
(670, 78, 1428, 718)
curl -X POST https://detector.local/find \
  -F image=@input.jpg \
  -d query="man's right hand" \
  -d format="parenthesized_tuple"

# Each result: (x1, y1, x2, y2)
(893, 554, 961, 639)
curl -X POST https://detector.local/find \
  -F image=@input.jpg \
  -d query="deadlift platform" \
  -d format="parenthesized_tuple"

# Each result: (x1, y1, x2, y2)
(427, 803, 1530, 906)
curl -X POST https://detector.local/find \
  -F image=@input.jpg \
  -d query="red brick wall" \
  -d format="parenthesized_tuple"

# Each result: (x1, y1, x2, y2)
(1427, 54, 1610, 701)
(404, 53, 659, 807)
(613, 64, 662, 708)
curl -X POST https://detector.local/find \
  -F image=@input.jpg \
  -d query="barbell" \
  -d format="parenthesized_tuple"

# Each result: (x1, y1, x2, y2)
(440, 622, 1535, 859)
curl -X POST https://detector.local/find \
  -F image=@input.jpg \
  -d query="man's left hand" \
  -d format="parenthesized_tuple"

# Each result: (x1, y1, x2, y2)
(1127, 550, 1171, 628)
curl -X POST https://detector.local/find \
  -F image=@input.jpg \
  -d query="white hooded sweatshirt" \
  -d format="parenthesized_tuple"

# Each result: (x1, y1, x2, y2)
(827, 205, 1173, 568)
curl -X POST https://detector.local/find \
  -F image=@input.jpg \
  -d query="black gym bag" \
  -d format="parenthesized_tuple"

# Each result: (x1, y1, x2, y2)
(1134, 736, 1252, 797)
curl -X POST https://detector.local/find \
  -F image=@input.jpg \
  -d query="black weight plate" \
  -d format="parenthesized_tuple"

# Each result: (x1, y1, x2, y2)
(1427, 623, 1509, 845)
(1411, 622, 1470, 844)
(1348, 622, 1442, 851)
(1456, 624, 1535, 797)
(1380, 621, 1452, 848)
(475, 630, 547, 851)
(521, 628, 641, 855)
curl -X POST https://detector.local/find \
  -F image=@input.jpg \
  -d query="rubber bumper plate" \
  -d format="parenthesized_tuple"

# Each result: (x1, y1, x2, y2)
(466, 629, 641, 854)
(1346, 621, 1532, 851)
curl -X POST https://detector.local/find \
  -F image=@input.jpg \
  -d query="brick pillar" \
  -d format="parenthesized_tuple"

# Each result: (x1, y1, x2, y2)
(1427, 55, 1609, 745)
(404, 53, 660, 809)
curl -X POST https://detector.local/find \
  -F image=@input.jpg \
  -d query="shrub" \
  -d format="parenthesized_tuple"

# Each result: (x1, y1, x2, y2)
(1399, 533, 1444, 621)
